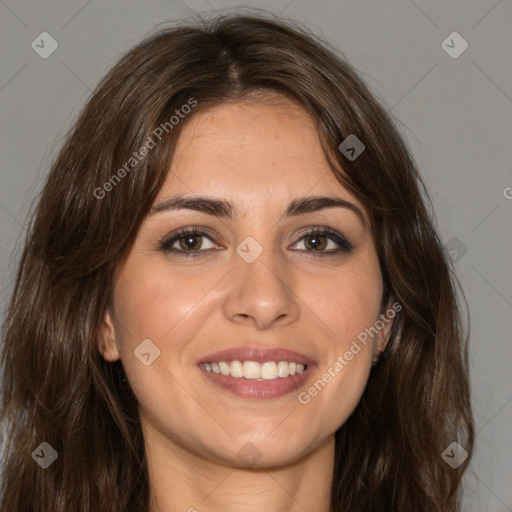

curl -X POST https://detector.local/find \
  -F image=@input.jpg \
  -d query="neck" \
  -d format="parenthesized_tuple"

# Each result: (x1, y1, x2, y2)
(144, 426, 335, 512)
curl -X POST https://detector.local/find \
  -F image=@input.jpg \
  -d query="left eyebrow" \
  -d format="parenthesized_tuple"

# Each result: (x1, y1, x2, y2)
(149, 195, 366, 226)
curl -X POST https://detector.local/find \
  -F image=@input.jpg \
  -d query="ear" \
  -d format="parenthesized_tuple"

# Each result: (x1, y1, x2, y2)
(372, 302, 397, 363)
(98, 308, 120, 362)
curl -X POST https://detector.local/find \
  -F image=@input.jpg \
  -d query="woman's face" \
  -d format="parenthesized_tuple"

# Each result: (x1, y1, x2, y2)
(100, 93, 391, 468)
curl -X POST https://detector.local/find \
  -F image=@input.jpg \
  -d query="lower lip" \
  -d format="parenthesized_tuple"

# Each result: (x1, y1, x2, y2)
(199, 367, 313, 399)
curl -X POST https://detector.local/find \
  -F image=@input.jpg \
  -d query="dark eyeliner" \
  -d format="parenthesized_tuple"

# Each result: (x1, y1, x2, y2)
(297, 227, 355, 255)
(159, 226, 355, 258)
(159, 226, 218, 257)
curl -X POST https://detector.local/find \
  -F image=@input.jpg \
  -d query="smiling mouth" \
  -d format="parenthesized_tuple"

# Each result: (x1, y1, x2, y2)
(198, 359, 313, 399)
(197, 346, 314, 399)
(199, 360, 307, 380)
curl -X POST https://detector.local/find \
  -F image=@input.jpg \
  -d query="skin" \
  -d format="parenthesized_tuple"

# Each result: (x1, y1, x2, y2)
(99, 92, 392, 512)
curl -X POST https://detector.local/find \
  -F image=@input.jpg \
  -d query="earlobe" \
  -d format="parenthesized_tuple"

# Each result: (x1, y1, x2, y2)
(98, 309, 120, 362)
(373, 303, 396, 362)
(377, 319, 393, 353)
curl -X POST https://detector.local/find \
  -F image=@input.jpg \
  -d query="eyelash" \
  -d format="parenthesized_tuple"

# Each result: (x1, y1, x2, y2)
(159, 225, 355, 258)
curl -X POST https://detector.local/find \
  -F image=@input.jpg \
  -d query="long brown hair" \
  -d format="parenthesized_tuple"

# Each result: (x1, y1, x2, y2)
(0, 13, 474, 511)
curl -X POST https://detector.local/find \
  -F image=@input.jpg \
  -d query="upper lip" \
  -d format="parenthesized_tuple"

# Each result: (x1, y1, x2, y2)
(197, 346, 315, 366)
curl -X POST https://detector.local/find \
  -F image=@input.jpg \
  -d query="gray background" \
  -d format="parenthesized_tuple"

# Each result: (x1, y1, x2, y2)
(0, 0, 511, 509)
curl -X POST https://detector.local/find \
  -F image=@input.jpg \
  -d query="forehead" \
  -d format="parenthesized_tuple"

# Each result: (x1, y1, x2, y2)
(157, 93, 365, 218)
(172, 92, 322, 166)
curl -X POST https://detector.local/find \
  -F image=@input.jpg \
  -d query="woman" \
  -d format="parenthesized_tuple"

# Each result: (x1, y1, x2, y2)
(0, 13, 474, 512)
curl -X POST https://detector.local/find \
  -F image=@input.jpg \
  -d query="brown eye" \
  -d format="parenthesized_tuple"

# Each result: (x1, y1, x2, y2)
(303, 234, 328, 251)
(291, 228, 355, 255)
(160, 228, 218, 257)
(178, 234, 205, 251)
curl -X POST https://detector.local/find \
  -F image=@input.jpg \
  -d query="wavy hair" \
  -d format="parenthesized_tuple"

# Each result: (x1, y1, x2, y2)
(0, 13, 474, 511)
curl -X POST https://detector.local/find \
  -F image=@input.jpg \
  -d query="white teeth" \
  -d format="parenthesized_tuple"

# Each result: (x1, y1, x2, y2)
(243, 361, 261, 379)
(230, 360, 244, 378)
(219, 361, 230, 376)
(261, 361, 278, 380)
(202, 360, 308, 380)
(277, 361, 290, 378)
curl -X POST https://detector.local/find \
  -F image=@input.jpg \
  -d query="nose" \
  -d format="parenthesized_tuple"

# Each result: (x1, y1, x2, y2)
(222, 243, 300, 330)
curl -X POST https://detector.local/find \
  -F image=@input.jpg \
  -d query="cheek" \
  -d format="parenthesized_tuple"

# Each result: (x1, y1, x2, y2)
(110, 258, 232, 402)
(295, 254, 382, 423)
(303, 254, 383, 346)
(110, 260, 220, 414)
(112, 259, 222, 346)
